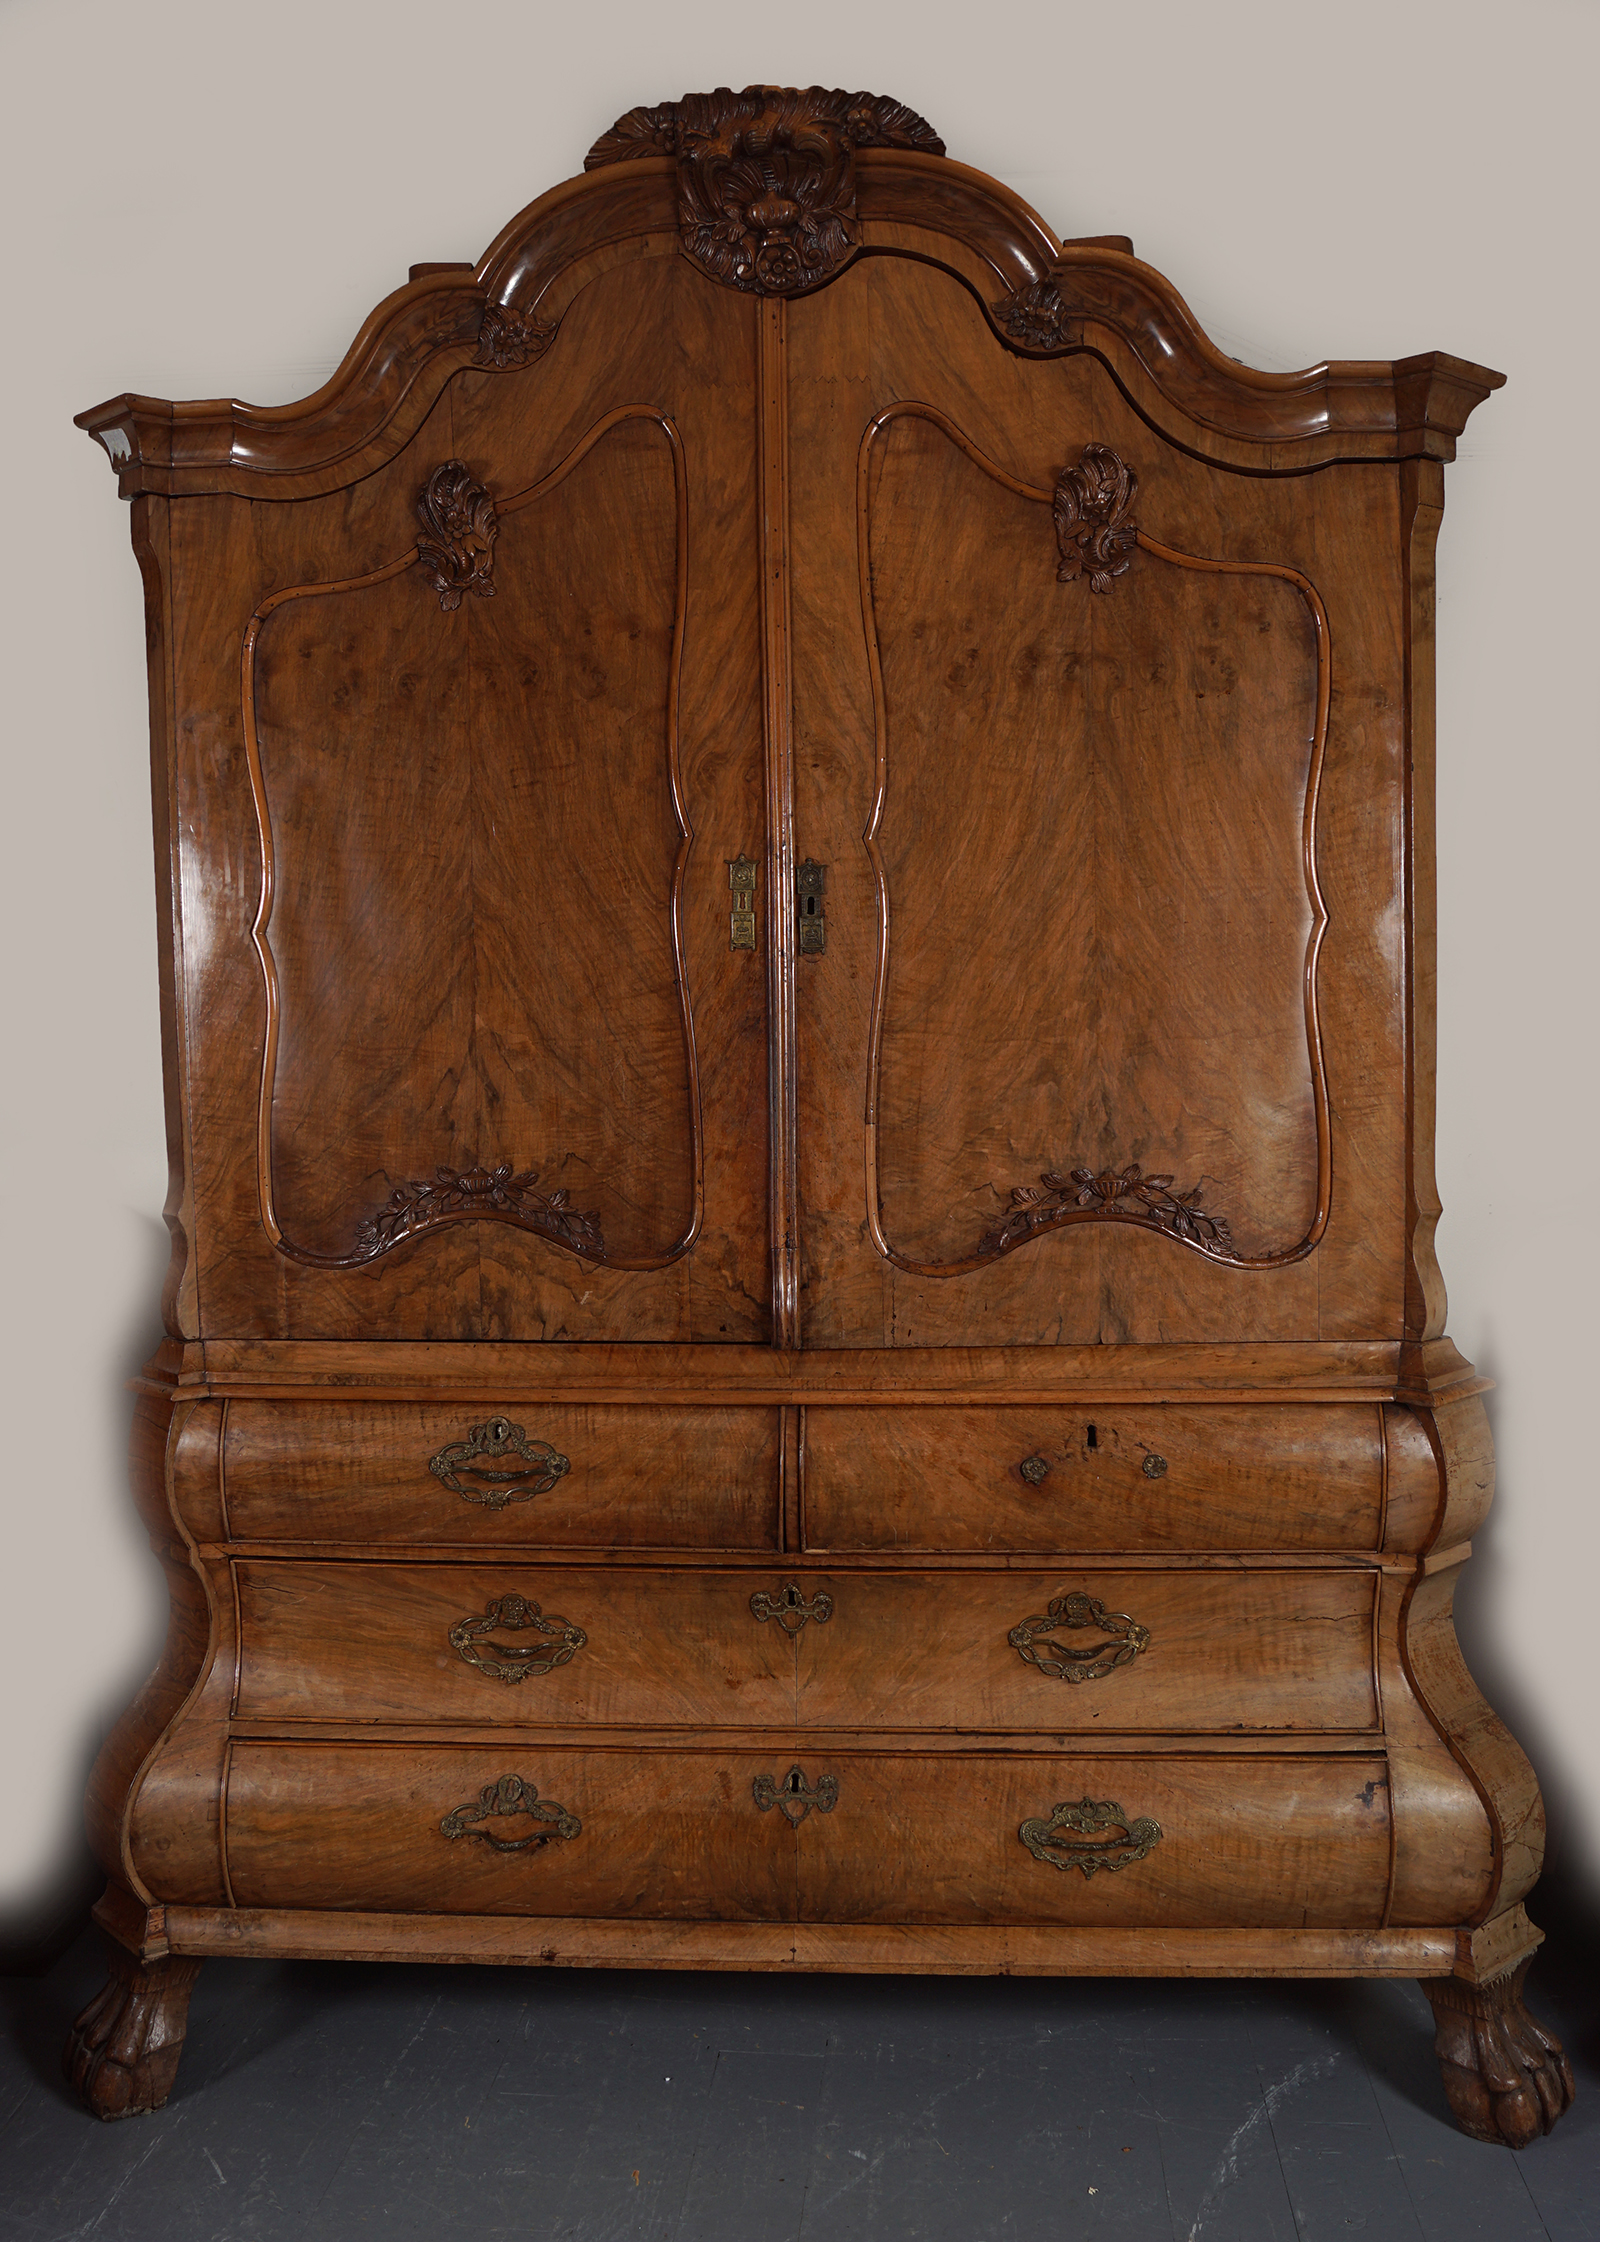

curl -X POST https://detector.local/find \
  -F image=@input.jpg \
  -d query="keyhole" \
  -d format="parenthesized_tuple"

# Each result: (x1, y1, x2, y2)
(786, 1770, 803, 1795)
(805, 896, 817, 914)
(488, 1419, 509, 1441)
(1087, 1424, 1098, 1450)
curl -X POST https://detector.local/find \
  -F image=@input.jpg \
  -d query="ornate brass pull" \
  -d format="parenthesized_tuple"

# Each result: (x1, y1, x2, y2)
(729, 854, 757, 950)
(753, 1766, 838, 1825)
(449, 1594, 586, 1682)
(439, 1774, 581, 1853)
(749, 1581, 834, 1635)
(1019, 1795, 1163, 1878)
(429, 1416, 571, 1509)
(1008, 1590, 1150, 1682)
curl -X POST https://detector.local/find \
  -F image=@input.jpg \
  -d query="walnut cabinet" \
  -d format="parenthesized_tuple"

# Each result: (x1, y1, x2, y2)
(67, 88, 1573, 2147)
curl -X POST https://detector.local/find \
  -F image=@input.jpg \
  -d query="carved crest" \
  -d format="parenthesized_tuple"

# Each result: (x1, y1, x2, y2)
(415, 463, 498, 610)
(585, 86, 945, 298)
(1053, 444, 1139, 592)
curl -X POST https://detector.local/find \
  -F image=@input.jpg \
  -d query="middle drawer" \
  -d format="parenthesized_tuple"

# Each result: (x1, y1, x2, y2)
(232, 1563, 1379, 1733)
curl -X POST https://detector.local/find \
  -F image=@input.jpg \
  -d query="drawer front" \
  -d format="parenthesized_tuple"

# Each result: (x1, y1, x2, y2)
(804, 1404, 1384, 1552)
(223, 1743, 1391, 1928)
(222, 1402, 779, 1547)
(232, 1563, 1377, 1734)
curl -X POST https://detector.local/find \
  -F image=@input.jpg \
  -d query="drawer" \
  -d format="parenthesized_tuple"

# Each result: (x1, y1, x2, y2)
(221, 1401, 779, 1546)
(231, 1562, 1378, 1734)
(803, 1404, 1384, 1551)
(222, 1742, 1391, 1928)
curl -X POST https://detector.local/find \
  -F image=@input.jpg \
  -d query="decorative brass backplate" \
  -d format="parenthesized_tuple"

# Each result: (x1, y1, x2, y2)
(440, 1774, 581, 1852)
(749, 1581, 834, 1635)
(1018, 1795, 1163, 1878)
(1019, 1454, 1050, 1485)
(1008, 1590, 1151, 1683)
(449, 1595, 587, 1683)
(429, 1417, 572, 1508)
(729, 854, 758, 951)
(753, 1766, 839, 1826)
(797, 859, 827, 955)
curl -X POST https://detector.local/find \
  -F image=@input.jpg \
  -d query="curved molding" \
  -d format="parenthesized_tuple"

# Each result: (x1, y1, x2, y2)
(857, 402, 1332, 1278)
(240, 405, 702, 1273)
(78, 121, 1502, 500)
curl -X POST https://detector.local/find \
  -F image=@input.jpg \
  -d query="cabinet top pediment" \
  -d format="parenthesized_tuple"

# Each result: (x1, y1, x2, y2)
(76, 90, 1503, 499)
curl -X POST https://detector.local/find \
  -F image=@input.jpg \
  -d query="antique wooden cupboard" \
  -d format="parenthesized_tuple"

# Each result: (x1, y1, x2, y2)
(67, 87, 1573, 2147)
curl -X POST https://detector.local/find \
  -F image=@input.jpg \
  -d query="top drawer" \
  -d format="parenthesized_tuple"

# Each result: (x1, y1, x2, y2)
(803, 1403, 1385, 1552)
(220, 1401, 779, 1547)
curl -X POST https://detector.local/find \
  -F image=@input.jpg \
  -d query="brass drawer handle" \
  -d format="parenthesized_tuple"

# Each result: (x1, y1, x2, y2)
(753, 1766, 838, 1825)
(429, 1416, 571, 1509)
(1008, 1590, 1150, 1682)
(1019, 1795, 1163, 1878)
(440, 1774, 581, 1853)
(449, 1594, 587, 1682)
(750, 1581, 834, 1635)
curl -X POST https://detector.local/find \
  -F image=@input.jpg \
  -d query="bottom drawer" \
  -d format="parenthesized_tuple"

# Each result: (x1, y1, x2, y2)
(224, 1744, 1391, 1929)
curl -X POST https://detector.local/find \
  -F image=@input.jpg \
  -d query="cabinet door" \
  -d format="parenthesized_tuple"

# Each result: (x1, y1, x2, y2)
(175, 259, 770, 1341)
(786, 257, 1405, 1346)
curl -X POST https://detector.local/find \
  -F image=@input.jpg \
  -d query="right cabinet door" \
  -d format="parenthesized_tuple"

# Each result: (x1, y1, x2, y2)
(786, 253, 1406, 1348)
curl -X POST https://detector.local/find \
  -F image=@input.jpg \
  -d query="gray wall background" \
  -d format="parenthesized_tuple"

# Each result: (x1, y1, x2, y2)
(1, 0, 1594, 1956)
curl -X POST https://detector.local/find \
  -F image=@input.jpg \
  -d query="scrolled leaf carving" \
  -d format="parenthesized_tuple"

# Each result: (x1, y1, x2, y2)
(415, 461, 498, 610)
(1054, 444, 1139, 593)
(353, 1163, 606, 1262)
(449, 1594, 587, 1684)
(992, 280, 1071, 349)
(980, 1162, 1239, 1264)
(585, 86, 944, 298)
(1008, 1590, 1151, 1683)
(1018, 1795, 1164, 1878)
(474, 303, 559, 369)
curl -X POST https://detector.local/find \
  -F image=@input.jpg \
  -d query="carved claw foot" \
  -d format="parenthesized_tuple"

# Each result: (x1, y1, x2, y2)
(64, 1942, 201, 2120)
(1422, 1958, 1575, 2148)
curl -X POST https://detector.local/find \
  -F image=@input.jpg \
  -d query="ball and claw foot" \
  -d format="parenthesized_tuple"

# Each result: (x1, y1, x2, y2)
(1423, 1958, 1575, 2148)
(64, 1941, 201, 2120)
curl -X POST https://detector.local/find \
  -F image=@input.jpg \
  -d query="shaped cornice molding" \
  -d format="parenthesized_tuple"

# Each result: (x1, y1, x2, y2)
(76, 119, 1504, 500)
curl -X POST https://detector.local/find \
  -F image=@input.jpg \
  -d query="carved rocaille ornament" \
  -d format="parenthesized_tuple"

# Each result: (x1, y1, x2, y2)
(354, 1163, 605, 1261)
(1054, 444, 1139, 592)
(981, 1162, 1239, 1263)
(992, 279, 1074, 349)
(415, 462, 498, 610)
(585, 86, 945, 298)
(474, 303, 558, 369)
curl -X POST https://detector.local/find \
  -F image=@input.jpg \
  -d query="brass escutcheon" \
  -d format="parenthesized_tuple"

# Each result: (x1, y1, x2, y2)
(749, 1581, 834, 1635)
(729, 854, 757, 951)
(753, 1766, 838, 1826)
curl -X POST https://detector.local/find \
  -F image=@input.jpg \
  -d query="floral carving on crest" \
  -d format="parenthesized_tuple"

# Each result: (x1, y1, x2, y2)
(415, 463, 498, 611)
(1054, 445, 1139, 593)
(992, 280, 1071, 349)
(474, 304, 558, 369)
(585, 86, 945, 298)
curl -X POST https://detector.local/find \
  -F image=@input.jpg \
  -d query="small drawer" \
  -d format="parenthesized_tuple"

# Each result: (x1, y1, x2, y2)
(231, 1562, 1378, 1736)
(222, 1742, 1392, 1929)
(221, 1401, 779, 1547)
(803, 1403, 1385, 1552)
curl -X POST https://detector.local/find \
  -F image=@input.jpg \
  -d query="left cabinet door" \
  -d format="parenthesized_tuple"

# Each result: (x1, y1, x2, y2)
(166, 258, 770, 1341)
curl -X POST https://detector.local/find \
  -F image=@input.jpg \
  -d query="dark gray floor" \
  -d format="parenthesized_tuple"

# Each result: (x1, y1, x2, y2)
(3, 1929, 1596, 2240)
